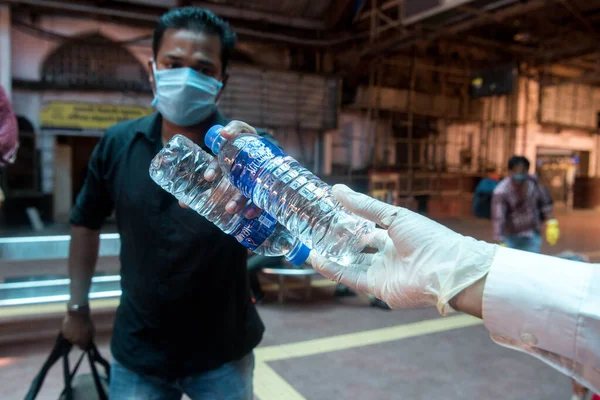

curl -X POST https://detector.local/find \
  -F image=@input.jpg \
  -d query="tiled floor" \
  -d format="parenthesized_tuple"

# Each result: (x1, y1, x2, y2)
(0, 211, 598, 399)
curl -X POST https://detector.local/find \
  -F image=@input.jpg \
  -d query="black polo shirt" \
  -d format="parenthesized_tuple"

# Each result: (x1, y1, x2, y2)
(70, 111, 265, 378)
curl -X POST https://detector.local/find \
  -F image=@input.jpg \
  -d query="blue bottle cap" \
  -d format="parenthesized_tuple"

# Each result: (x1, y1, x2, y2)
(205, 124, 225, 154)
(286, 243, 311, 266)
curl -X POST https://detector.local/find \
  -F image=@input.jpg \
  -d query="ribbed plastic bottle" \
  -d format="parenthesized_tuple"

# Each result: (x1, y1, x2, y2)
(149, 134, 310, 266)
(204, 125, 375, 264)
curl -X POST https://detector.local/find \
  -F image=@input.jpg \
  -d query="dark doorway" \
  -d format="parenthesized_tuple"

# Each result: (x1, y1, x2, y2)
(70, 136, 100, 205)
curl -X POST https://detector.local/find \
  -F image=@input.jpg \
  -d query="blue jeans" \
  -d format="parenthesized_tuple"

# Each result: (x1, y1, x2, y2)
(504, 233, 542, 254)
(109, 352, 254, 400)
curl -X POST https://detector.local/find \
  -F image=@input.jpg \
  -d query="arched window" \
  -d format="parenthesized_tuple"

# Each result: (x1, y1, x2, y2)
(42, 34, 151, 92)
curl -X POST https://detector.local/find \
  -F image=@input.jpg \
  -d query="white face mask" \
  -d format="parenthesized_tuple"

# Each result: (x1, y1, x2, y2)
(151, 62, 223, 126)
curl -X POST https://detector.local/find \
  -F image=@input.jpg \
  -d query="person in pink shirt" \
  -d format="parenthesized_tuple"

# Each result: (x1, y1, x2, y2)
(0, 85, 18, 166)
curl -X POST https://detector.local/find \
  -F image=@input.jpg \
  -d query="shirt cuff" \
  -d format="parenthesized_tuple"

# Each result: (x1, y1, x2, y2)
(482, 246, 592, 361)
(69, 206, 104, 230)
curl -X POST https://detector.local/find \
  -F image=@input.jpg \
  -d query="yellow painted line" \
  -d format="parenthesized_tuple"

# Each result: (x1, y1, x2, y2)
(254, 362, 306, 400)
(255, 314, 482, 362)
(0, 298, 120, 319)
(310, 280, 338, 288)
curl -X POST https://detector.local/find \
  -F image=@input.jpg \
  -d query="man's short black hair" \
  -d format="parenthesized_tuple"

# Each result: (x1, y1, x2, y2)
(153, 7, 236, 73)
(508, 155, 530, 171)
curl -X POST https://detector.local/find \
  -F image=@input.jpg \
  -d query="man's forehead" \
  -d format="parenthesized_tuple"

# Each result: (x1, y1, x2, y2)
(160, 29, 221, 54)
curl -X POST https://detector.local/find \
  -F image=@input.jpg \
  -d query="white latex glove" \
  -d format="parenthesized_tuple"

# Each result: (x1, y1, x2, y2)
(312, 185, 497, 315)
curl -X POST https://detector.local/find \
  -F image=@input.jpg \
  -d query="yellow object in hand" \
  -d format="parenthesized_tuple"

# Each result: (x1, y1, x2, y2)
(546, 219, 560, 246)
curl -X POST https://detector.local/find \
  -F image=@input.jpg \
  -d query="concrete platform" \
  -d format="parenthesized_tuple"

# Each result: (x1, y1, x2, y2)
(0, 211, 598, 399)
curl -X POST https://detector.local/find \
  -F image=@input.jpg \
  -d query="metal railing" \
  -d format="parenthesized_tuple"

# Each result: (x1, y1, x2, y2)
(0, 233, 122, 307)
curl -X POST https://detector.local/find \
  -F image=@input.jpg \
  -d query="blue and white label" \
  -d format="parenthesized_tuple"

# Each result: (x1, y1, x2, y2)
(229, 137, 285, 198)
(231, 212, 278, 251)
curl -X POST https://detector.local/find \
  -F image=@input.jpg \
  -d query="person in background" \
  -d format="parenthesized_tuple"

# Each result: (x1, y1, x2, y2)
(0, 84, 18, 167)
(473, 168, 501, 219)
(61, 8, 272, 400)
(310, 184, 599, 393)
(0, 84, 18, 215)
(492, 156, 559, 252)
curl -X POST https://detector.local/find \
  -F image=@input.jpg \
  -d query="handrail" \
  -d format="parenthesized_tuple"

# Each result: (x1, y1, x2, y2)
(0, 275, 121, 290)
(0, 290, 122, 307)
(0, 233, 121, 261)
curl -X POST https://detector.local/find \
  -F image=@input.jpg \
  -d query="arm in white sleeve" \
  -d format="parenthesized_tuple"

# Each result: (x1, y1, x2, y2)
(483, 247, 600, 392)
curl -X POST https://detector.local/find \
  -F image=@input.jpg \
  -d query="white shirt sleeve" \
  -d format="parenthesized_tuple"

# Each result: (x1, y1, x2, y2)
(482, 246, 600, 393)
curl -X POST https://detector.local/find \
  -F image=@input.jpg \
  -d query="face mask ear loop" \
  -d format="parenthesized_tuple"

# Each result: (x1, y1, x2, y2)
(151, 61, 158, 96)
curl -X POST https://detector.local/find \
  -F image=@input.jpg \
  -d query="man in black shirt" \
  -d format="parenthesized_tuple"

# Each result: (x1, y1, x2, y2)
(61, 8, 265, 399)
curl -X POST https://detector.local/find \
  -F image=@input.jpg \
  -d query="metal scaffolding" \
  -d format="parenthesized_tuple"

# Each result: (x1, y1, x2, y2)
(344, 0, 520, 209)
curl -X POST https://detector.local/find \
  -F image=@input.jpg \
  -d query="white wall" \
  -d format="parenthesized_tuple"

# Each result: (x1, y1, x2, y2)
(332, 112, 375, 170)
(516, 79, 598, 177)
(11, 16, 153, 82)
(445, 122, 482, 172)
(10, 15, 154, 199)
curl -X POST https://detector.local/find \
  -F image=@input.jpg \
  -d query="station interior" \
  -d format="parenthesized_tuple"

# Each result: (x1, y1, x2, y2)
(1, 1, 600, 399)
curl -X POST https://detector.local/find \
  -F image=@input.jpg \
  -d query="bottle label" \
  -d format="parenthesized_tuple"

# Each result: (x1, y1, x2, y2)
(230, 137, 285, 198)
(231, 212, 278, 251)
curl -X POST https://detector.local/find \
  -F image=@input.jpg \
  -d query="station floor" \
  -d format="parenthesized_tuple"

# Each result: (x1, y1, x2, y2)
(1, 210, 599, 400)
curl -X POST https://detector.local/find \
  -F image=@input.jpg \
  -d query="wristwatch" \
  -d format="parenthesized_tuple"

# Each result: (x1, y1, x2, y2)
(67, 303, 90, 315)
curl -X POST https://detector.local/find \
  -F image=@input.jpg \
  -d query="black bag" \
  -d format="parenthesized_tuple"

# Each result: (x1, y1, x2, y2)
(24, 333, 110, 400)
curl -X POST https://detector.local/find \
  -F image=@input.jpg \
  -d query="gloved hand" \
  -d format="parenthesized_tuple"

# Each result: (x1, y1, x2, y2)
(311, 185, 497, 315)
(546, 219, 560, 246)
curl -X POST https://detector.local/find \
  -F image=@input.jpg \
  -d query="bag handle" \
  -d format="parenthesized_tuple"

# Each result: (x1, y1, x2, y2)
(87, 343, 110, 400)
(58, 343, 111, 400)
(24, 333, 73, 400)
(58, 350, 86, 399)
(88, 342, 111, 380)
(62, 348, 73, 400)
(25, 334, 111, 400)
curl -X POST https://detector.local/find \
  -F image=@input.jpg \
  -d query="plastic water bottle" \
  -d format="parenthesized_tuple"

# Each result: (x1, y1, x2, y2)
(149, 134, 310, 266)
(205, 125, 375, 264)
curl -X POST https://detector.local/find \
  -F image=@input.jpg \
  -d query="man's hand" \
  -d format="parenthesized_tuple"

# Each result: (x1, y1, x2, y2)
(202, 120, 261, 218)
(310, 185, 497, 315)
(61, 310, 95, 349)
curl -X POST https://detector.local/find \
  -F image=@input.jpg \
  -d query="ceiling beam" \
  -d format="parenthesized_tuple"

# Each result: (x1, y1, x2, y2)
(3, 0, 160, 22)
(6, 0, 361, 46)
(362, 0, 547, 57)
(554, 0, 598, 36)
(455, 5, 503, 23)
(543, 70, 600, 86)
(442, 0, 546, 36)
(464, 36, 533, 55)
(191, 1, 325, 30)
(356, 0, 402, 22)
(530, 42, 599, 65)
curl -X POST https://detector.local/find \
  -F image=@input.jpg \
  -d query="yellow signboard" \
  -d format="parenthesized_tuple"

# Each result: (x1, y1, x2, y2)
(40, 102, 154, 130)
